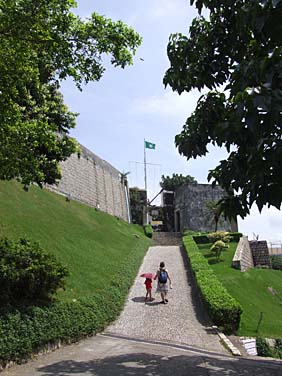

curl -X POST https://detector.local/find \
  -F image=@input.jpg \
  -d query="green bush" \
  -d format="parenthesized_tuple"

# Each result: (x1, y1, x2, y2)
(183, 235, 242, 333)
(275, 338, 282, 350)
(193, 232, 243, 244)
(183, 229, 207, 236)
(255, 337, 282, 359)
(0, 289, 122, 366)
(270, 255, 282, 270)
(143, 224, 153, 238)
(208, 231, 231, 243)
(0, 237, 69, 304)
(210, 240, 229, 261)
(228, 232, 243, 242)
(274, 338, 282, 358)
(256, 337, 274, 357)
(256, 337, 282, 359)
(192, 234, 210, 244)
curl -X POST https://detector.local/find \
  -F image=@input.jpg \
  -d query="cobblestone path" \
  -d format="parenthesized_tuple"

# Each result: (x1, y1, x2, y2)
(106, 246, 227, 354)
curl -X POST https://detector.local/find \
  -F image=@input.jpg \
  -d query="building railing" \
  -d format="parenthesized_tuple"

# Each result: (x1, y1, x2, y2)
(268, 242, 282, 255)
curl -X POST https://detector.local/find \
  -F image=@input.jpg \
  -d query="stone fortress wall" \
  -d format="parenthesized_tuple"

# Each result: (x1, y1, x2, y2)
(174, 184, 236, 232)
(47, 143, 129, 222)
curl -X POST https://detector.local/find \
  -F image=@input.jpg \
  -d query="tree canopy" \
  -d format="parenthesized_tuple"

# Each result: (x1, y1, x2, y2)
(0, 0, 142, 188)
(160, 173, 197, 191)
(164, 0, 282, 219)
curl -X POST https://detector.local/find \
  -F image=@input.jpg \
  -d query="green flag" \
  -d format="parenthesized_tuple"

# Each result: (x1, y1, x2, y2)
(145, 140, 156, 150)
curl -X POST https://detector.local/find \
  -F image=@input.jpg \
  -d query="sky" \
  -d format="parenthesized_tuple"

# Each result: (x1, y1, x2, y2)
(60, 0, 282, 243)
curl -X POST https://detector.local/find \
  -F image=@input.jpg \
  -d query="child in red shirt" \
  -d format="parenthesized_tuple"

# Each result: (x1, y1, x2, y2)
(144, 277, 152, 301)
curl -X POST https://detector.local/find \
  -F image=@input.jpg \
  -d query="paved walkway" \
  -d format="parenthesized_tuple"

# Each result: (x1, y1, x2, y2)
(2, 245, 282, 375)
(3, 334, 282, 375)
(106, 246, 226, 353)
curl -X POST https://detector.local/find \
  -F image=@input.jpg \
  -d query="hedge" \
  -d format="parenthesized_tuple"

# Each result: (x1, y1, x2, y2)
(256, 337, 282, 359)
(228, 232, 243, 242)
(143, 224, 153, 238)
(183, 235, 242, 333)
(270, 255, 282, 270)
(0, 287, 122, 366)
(193, 234, 210, 244)
(193, 232, 243, 244)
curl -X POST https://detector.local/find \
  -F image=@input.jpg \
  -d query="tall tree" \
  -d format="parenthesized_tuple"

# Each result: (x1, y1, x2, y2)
(164, 0, 282, 220)
(160, 173, 197, 191)
(0, 0, 142, 188)
(205, 200, 224, 232)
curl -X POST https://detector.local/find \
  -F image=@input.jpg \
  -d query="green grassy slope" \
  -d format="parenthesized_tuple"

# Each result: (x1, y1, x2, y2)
(0, 180, 151, 301)
(198, 242, 282, 338)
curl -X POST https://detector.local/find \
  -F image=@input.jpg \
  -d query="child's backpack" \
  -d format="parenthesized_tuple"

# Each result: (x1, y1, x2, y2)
(158, 269, 167, 284)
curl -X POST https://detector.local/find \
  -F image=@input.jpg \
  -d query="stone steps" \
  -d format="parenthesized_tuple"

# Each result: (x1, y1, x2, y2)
(152, 232, 182, 246)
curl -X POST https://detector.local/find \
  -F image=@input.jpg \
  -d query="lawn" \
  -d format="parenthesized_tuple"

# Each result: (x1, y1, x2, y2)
(198, 242, 282, 338)
(0, 180, 152, 301)
(0, 180, 153, 364)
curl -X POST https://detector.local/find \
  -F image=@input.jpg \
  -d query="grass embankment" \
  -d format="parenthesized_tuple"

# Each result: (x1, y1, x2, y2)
(198, 242, 282, 338)
(0, 180, 151, 300)
(0, 180, 152, 364)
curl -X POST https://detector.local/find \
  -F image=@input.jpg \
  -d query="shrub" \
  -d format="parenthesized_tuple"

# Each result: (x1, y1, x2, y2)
(183, 229, 207, 236)
(274, 338, 282, 358)
(0, 237, 69, 304)
(208, 231, 231, 243)
(275, 338, 282, 350)
(270, 255, 282, 270)
(210, 240, 229, 261)
(194, 232, 243, 244)
(192, 234, 210, 244)
(228, 232, 243, 242)
(143, 224, 153, 238)
(183, 235, 242, 333)
(196, 269, 242, 333)
(256, 337, 274, 357)
(255, 337, 282, 359)
(0, 289, 122, 366)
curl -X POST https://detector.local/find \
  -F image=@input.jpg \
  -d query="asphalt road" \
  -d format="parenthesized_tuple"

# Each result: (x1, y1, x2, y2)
(2, 334, 282, 375)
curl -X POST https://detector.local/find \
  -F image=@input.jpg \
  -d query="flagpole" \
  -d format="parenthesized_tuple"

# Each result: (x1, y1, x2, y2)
(144, 139, 147, 194)
(144, 139, 148, 224)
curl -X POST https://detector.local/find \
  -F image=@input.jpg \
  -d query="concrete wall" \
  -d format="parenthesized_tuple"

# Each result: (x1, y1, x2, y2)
(174, 184, 236, 232)
(232, 236, 254, 272)
(249, 240, 271, 267)
(47, 144, 129, 221)
(232, 238, 271, 271)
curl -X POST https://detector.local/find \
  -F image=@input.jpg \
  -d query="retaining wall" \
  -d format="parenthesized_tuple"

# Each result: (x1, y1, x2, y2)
(249, 240, 271, 268)
(47, 144, 129, 221)
(232, 236, 254, 271)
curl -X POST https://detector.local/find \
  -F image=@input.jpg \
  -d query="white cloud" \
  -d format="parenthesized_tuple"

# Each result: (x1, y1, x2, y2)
(131, 90, 203, 119)
(149, 0, 194, 19)
(238, 206, 282, 243)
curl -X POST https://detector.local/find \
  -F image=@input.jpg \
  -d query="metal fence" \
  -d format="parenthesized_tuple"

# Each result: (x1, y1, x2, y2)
(268, 242, 282, 255)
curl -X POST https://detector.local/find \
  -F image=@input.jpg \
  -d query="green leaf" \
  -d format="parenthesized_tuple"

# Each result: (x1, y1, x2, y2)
(0, 0, 141, 187)
(164, 0, 282, 216)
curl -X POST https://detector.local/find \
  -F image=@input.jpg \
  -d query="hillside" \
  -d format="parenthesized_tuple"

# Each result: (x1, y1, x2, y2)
(198, 242, 282, 338)
(0, 180, 151, 301)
